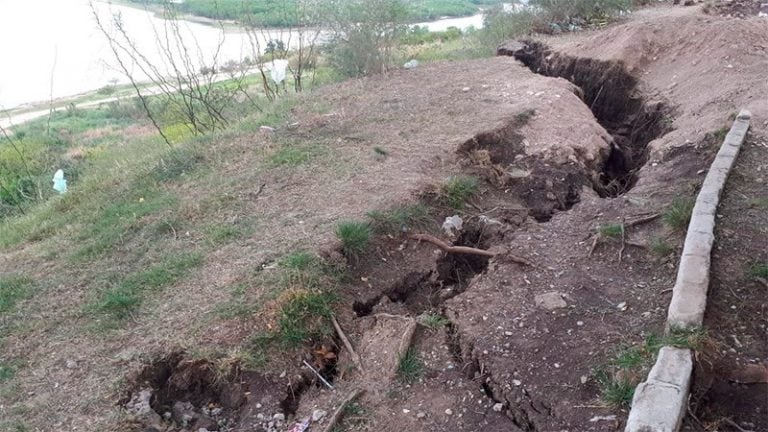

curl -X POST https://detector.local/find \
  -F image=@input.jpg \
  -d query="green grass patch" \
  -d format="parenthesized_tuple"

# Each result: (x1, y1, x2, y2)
(441, 176, 478, 210)
(420, 313, 450, 329)
(598, 223, 624, 239)
(748, 262, 768, 279)
(662, 327, 710, 351)
(215, 283, 258, 319)
(650, 237, 674, 257)
(335, 221, 372, 258)
(0, 362, 15, 382)
(663, 197, 694, 231)
(0, 276, 33, 314)
(269, 146, 314, 166)
(397, 348, 424, 384)
(712, 126, 729, 143)
(750, 197, 768, 209)
(204, 222, 251, 246)
(248, 288, 338, 353)
(74, 190, 176, 260)
(92, 252, 203, 320)
(149, 145, 206, 183)
(596, 328, 711, 408)
(367, 203, 432, 234)
(595, 369, 635, 408)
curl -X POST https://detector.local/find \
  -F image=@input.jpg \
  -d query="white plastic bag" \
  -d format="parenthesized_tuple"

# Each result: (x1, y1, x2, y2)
(270, 59, 289, 84)
(52, 169, 67, 194)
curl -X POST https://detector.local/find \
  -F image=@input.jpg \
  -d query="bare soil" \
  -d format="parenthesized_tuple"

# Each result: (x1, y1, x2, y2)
(682, 132, 768, 432)
(1, 4, 767, 432)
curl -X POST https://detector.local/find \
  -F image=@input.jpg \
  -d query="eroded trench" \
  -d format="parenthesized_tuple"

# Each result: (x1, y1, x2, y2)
(499, 40, 672, 202)
(353, 225, 492, 317)
(121, 42, 676, 432)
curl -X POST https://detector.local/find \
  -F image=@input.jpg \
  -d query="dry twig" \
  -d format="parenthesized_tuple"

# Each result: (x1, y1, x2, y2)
(331, 316, 363, 373)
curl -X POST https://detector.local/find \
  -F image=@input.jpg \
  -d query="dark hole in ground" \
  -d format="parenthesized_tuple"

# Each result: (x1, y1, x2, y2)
(353, 226, 491, 316)
(499, 40, 672, 197)
(279, 375, 311, 415)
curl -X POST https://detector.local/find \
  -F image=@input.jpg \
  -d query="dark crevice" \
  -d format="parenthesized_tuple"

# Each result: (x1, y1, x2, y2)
(499, 39, 672, 198)
(354, 227, 491, 317)
(279, 374, 311, 416)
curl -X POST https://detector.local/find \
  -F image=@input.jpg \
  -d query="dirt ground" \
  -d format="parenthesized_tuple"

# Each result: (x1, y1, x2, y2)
(1, 3, 767, 432)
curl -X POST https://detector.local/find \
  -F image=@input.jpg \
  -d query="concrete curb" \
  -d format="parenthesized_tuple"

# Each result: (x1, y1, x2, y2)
(625, 110, 751, 432)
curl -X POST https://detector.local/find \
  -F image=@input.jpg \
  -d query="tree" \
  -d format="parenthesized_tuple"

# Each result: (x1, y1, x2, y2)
(321, 0, 409, 77)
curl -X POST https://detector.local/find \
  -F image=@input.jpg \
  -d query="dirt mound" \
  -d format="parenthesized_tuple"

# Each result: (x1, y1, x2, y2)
(705, 0, 768, 17)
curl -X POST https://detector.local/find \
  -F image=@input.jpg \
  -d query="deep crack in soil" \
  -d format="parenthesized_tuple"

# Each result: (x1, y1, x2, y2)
(499, 40, 673, 199)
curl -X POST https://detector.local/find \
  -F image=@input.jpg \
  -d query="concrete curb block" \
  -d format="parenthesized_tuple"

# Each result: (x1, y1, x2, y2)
(625, 110, 751, 432)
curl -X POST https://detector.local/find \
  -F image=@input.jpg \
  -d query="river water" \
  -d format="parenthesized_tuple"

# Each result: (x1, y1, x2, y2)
(0, 0, 487, 110)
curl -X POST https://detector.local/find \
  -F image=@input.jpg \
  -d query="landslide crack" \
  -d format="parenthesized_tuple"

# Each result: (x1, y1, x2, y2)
(500, 40, 672, 198)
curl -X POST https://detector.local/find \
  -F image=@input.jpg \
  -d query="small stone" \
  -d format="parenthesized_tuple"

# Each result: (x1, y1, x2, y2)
(492, 403, 504, 412)
(312, 409, 328, 422)
(273, 413, 285, 422)
(512, 379, 522, 386)
(417, 412, 426, 419)
(461, 87, 470, 92)
(445, 408, 453, 415)
(534, 292, 567, 310)
(576, 321, 584, 326)
(580, 375, 588, 384)
(617, 302, 628, 311)
(65, 360, 78, 369)
(402, 409, 410, 414)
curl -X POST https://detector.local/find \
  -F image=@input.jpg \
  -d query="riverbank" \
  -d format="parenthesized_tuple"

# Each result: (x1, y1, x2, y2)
(118, 0, 502, 28)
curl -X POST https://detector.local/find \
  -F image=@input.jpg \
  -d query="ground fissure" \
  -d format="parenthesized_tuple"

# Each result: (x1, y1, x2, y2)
(499, 39, 672, 198)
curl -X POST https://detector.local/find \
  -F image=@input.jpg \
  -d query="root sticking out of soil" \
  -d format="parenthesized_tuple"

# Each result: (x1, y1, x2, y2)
(500, 40, 672, 198)
(353, 226, 491, 317)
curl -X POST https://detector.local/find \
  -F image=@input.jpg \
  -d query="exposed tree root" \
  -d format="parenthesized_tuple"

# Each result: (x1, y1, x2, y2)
(410, 233, 496, 257)
(331, 316, 363, 373)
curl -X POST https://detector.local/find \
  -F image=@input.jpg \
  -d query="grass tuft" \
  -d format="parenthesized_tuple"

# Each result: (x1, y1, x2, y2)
(598, 223, 624, 239)
(650, 237, 674, 257)
(0, 362, 15, 382)
(514, 109, 536, 124)
(748, 262, 768, 279)
(595, 369, 635, 408)
(441, 176, 478, 210)
(712, 126, 729, 143)
(367, 204, 432, 234)
(397, 348, 424, 384)
(335, 221, 372, 258)
(663, 326, 710, 351)
(420, 313, 450, 329)
(94, 253, 203, 320)
(663, 197, 695, 231)
(274, 289, 337, 348)
(0, 276, 34, 314)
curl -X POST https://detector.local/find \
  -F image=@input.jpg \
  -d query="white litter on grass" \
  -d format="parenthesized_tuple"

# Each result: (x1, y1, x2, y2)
(442, 215, 463, 235)
(404, 59, 420, 69)
(52, 169, 67, 193)
(269, 59, 289, 84)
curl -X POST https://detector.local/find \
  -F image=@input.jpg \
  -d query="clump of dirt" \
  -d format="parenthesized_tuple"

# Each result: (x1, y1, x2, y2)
(457, 113, 586, 221)
(499, 39, 672, 198)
